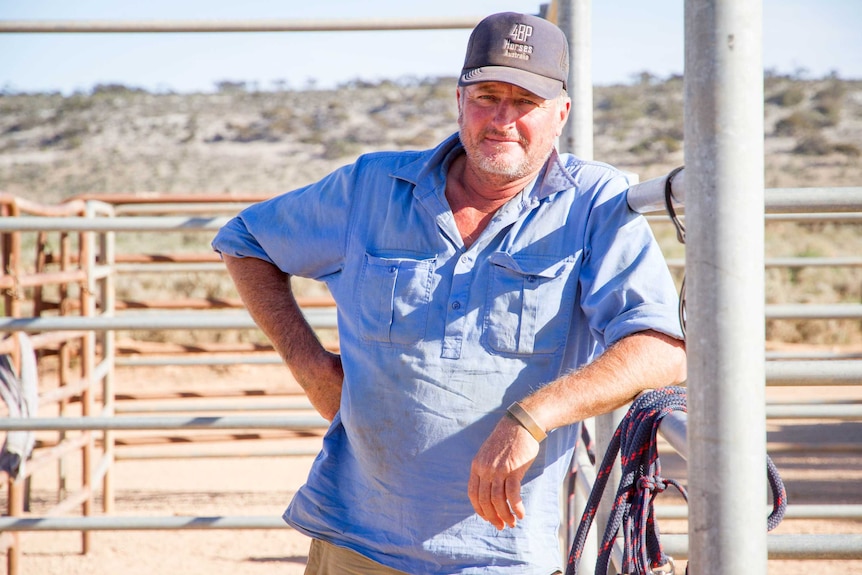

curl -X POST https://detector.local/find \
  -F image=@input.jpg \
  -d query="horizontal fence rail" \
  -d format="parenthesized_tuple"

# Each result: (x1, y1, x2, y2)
(765, 360, 862, 385)
(763, 187, 862, 213)
(656, 504, 862, 520)
(665, 256, 862, 268)
(660, 534, 862, 560)
(766, 304, 862, 320)
(4, 308, 861, 333)
(0, 516, 289, 531)
(0, 17, 482, 34)
(0, 310, 337, 331)
(0, 216, 231, 233)
(0, 514, 854, 559)
(0, 415, 329, 432)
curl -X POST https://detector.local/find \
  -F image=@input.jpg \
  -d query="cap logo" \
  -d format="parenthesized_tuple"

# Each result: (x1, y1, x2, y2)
(510, 24, 533, 43)
(503, 23, 534, 61)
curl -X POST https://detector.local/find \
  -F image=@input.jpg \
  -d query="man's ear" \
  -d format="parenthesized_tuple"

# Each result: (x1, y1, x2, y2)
(556, 96, 572, 136)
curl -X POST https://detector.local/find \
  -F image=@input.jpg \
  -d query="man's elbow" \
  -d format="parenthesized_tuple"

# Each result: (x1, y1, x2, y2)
(642, 330, 687, 385)
(662, 334, 687, 384)
(670, 342, 687, 384)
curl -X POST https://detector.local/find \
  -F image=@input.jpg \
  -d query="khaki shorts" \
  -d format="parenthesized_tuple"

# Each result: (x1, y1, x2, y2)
(303, 538, 563, 575)
(304, 539, 410, 575)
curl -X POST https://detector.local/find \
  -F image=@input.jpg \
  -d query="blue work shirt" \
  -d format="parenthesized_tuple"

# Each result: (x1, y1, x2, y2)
(212, 133, 683, 574)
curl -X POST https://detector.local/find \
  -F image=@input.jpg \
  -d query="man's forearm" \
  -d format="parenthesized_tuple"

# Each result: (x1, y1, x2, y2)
(222, 254, 343, 420)
(522, 330, 687, 433)
(469, 329, 686, 529)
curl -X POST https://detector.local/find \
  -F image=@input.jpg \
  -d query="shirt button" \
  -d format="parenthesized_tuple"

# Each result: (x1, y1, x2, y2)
(451, 301, 461, 310)
(389, 266, 397, 273)
(460, 255, 469, 263)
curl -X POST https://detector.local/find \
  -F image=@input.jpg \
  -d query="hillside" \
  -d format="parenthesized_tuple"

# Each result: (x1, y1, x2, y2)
(1, 74, 861, 202)
(1, 74, 861, 346)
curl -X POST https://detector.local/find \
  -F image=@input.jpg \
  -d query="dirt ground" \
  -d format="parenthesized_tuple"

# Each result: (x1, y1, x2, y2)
(8, 362, 862, 574)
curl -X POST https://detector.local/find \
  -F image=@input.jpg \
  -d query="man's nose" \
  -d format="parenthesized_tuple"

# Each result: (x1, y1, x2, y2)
(491, 101, 520, 127)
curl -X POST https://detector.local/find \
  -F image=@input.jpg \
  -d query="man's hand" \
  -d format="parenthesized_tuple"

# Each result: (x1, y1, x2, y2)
(468, 415, 541, 529)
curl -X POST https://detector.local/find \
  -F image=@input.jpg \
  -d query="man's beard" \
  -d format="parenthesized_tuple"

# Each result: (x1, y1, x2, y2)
(458, 125, 550, 182)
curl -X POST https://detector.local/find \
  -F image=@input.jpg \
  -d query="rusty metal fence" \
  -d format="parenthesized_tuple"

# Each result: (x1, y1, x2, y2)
(0, 187, 861, 573)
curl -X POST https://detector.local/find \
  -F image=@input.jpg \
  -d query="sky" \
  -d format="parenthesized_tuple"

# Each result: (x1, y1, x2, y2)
(1, 0, 860, 94)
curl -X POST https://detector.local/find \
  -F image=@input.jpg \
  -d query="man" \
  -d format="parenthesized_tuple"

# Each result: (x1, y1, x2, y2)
(212, 12, 686, 575)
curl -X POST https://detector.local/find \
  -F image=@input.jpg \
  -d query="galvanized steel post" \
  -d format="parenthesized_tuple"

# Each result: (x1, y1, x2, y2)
(685, 0, 767, 572)
(556, 0, 593, 159)
(555, 2, 600, 570)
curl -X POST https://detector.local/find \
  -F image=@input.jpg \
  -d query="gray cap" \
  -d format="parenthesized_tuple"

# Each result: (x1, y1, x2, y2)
(459, 12, 569, 100)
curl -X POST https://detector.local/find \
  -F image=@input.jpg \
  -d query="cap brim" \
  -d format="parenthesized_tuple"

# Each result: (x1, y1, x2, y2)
(459, 66, 564, 100)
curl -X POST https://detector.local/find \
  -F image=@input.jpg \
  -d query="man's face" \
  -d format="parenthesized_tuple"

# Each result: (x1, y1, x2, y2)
(457, 82, 570, 182)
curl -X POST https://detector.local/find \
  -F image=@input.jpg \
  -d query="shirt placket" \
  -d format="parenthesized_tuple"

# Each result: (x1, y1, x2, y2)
(440, 196, 538, 359)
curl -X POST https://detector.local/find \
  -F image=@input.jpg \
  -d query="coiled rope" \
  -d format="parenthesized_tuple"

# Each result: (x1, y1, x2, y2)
(565, 386, 787, 575)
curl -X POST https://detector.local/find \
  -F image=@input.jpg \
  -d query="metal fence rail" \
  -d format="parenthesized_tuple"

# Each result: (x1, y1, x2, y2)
(661, 534, 862, 560)
(0, 17, 481, 34)
(0, 415, 328, 431)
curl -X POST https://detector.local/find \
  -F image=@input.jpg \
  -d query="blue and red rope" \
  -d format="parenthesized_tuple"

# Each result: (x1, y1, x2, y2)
(565, 386, 787, 575)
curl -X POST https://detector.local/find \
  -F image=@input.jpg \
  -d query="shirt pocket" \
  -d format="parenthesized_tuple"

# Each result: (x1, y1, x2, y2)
(357, 253, 435, 345)
(484, 251, 580, 355)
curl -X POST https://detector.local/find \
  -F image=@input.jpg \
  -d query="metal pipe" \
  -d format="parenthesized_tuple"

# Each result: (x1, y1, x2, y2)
(0, 216, 231, 233)
(2, 200, 860, 234)
(663, 256, 862, 269)
(766, 360, 862, 385)
(114, 263, 226, 273)
(556, 0, 593, 160)
(766, 212, 862, 222)
(0, 415, 329, 431)
(685, 1, 766, 572)
(0, 309, 337, 331)
(0, 269, 87, 289)
(114, 203, 255, 215)
(0, 17, 481, 34)
(656, 504, 862, 520)
(765, 404, 862, 420)
(762, 256, 862, 268)
(646, 212, 862, 224)
(114, 400, 314, 413)
(115, 355, 283, 367)
(657, 410, 688, 459)
(766, 187, 862, 213)
(629, 170, 862, 214)
(557, 3, 600, 566)
(115, 446, 322, 460)
(766, 304, 862, 319)
(115, 353, 862, 377)
(0, 515, 290, 530)
(114, 253, 223, 263)
(660, 534, 862, 560)
(0, 515, 853, 560)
